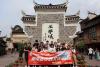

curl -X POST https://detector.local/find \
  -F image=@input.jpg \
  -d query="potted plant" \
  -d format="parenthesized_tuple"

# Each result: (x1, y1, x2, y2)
(18, 57, 23, 63)
(77, 54, 87, 67)
(77, 41, 85, 53)
(13, 60, 19, 67)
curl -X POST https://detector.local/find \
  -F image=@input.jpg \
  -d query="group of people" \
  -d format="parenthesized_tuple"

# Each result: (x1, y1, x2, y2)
(0, 38, 15, 56)
(23, 40, 76, 67)
(31, 40, 72, 52)
(88, 47, 100, 60)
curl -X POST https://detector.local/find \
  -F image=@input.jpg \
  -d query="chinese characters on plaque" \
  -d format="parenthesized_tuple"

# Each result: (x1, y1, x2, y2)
(48, 25, 54, 39)
(42, 23, 59, 42)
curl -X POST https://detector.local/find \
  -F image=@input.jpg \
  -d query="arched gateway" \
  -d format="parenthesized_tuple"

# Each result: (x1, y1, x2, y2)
(21, 2, 80, 44)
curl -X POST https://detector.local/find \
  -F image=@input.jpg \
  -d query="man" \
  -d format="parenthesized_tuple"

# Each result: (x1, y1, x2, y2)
(33, 40, 39, 51)
(60, 43, 67, 51)
(56, 39, 61, 51)
(24, 43, 32, 67)
(88, 47, 94, 60)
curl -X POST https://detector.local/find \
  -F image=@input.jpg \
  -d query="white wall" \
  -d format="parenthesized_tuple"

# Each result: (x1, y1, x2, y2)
(42, 23, 59, 42)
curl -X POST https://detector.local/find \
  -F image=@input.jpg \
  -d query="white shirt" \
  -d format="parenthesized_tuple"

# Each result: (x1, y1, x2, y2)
(72, 49, 76, 53)
(57, 42, 60, 46)
(88, 48, 93, 54)
(48, 47, 56, 52)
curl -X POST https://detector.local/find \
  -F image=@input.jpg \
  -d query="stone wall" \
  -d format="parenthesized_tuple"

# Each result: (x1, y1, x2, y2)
(38, 14, 64, 42)
(24, 13, 78, 44)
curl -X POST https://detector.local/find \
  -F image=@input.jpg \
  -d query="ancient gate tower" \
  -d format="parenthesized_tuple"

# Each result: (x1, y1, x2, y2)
(22, 2, 80, 44)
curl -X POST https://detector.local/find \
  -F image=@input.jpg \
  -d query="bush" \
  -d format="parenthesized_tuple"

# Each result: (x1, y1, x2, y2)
(77, 54, 86, 66)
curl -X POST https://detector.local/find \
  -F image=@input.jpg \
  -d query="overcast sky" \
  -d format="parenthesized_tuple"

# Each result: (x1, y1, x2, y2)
(0, 0, 100, 36)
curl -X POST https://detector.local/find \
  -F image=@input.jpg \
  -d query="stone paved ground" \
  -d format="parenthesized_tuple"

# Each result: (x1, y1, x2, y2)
(85, 55, 100, 66)
(0, 53, 18, 67)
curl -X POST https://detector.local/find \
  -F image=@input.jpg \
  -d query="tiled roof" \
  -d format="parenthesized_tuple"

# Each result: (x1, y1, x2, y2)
(12, 25, 25, 34)
(80, 15, 100, 30)
(34, 3, 67, 9)
(21, 15, 36, 22)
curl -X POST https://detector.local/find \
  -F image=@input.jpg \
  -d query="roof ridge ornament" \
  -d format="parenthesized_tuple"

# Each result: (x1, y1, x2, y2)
(21, 10, 26, 16)
(75, 10, 80, 16)
(33, 0, 38, 5)
(33, 0, 68, 6)
(49, 3, 52, 6)
(88, 11, 97, 15)
(87, 11, 97, 19)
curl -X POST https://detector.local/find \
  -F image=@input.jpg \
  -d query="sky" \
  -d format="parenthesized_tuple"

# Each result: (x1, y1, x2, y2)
(0, 0, 100, 36)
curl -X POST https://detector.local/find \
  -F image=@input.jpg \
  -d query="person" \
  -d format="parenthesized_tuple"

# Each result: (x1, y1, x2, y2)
(53, 41, 57, 48)
(93, 49, 97, 59)
(96, 49, 100, 60)
(56, 40, 61, 52)
(48, 41, 57, 67)
(43, 41, 49, 50)
(88, 47, 94, 60)
(6, 40, 14, 54)
(0, 38, 7, 56)
(67, 45, 71, 50)
(24, 44, 28, 62)
(33, 40, 39, 51)
(57, 39, 60, 45)
(60, 43, 67, 51)
(24, 43, 32, 67)
(48, 42, 56, 52)
(60, 43, 73, 67)
(38, 42, 44, 52)
(72, 47, 76, 54)
(18, 43, 24, 58)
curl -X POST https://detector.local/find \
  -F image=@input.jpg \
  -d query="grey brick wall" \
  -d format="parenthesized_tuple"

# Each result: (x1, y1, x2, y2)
(24, 13, 78, 44)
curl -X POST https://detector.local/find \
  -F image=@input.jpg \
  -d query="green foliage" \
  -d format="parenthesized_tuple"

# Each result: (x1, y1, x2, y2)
(77, 54, 86, 66)
(77, 41, 85, 49)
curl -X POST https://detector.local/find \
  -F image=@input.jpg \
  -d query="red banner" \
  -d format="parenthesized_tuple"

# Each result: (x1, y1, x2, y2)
(28, 50, 73, 65)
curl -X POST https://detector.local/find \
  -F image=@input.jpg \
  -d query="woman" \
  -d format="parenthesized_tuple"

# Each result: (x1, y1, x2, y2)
(24, 43, 32, 66)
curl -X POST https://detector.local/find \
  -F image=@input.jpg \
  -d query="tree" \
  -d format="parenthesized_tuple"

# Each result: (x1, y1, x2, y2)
(77, 41, 85, 53)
